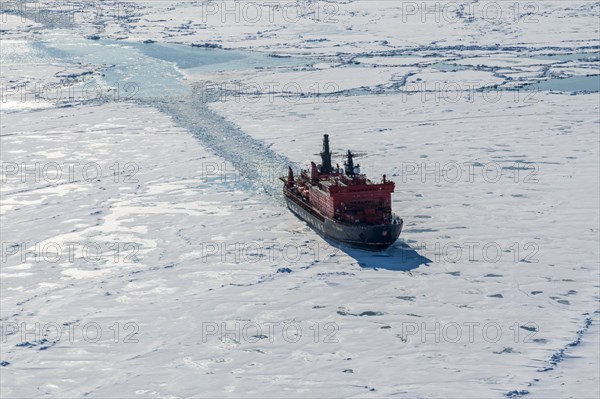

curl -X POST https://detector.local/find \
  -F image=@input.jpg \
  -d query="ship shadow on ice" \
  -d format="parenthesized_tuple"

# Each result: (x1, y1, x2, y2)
(326, 239, 431, 271)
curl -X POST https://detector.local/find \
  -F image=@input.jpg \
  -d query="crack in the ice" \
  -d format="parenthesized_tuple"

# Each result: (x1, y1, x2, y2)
(505, 312, 598, 397)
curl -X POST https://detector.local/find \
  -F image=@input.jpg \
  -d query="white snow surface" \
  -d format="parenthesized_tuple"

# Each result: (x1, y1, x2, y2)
(1, 1, 599, 398)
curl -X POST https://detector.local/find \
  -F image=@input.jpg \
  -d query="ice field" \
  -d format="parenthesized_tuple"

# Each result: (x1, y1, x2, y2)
(1, 1, 599, 398)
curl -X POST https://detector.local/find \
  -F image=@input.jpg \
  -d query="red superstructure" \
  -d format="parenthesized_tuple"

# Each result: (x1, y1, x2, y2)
(291, 162, 396, 224)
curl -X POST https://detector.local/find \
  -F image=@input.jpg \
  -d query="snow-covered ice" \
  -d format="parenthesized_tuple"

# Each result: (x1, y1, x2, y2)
(1, 1, 599, 398)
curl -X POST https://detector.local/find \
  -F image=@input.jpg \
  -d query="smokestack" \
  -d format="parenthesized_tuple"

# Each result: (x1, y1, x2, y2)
(320, 134, 333, 174)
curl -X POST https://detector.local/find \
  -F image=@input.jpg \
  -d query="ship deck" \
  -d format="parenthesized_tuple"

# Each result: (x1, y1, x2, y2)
(317, 175, 374, 188)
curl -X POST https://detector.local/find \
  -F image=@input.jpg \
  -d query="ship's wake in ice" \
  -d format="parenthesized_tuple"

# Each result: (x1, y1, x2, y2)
(151, 92, 296, 201)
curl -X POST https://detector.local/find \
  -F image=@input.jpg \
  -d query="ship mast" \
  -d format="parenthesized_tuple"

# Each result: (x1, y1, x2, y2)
(320, 134, 333, 174)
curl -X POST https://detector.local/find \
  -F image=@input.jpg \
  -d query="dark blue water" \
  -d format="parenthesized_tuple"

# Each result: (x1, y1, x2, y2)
(522, 75, 600, 92)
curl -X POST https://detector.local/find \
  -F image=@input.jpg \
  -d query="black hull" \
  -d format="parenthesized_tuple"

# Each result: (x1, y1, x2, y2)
(284, 192, 403, 250)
